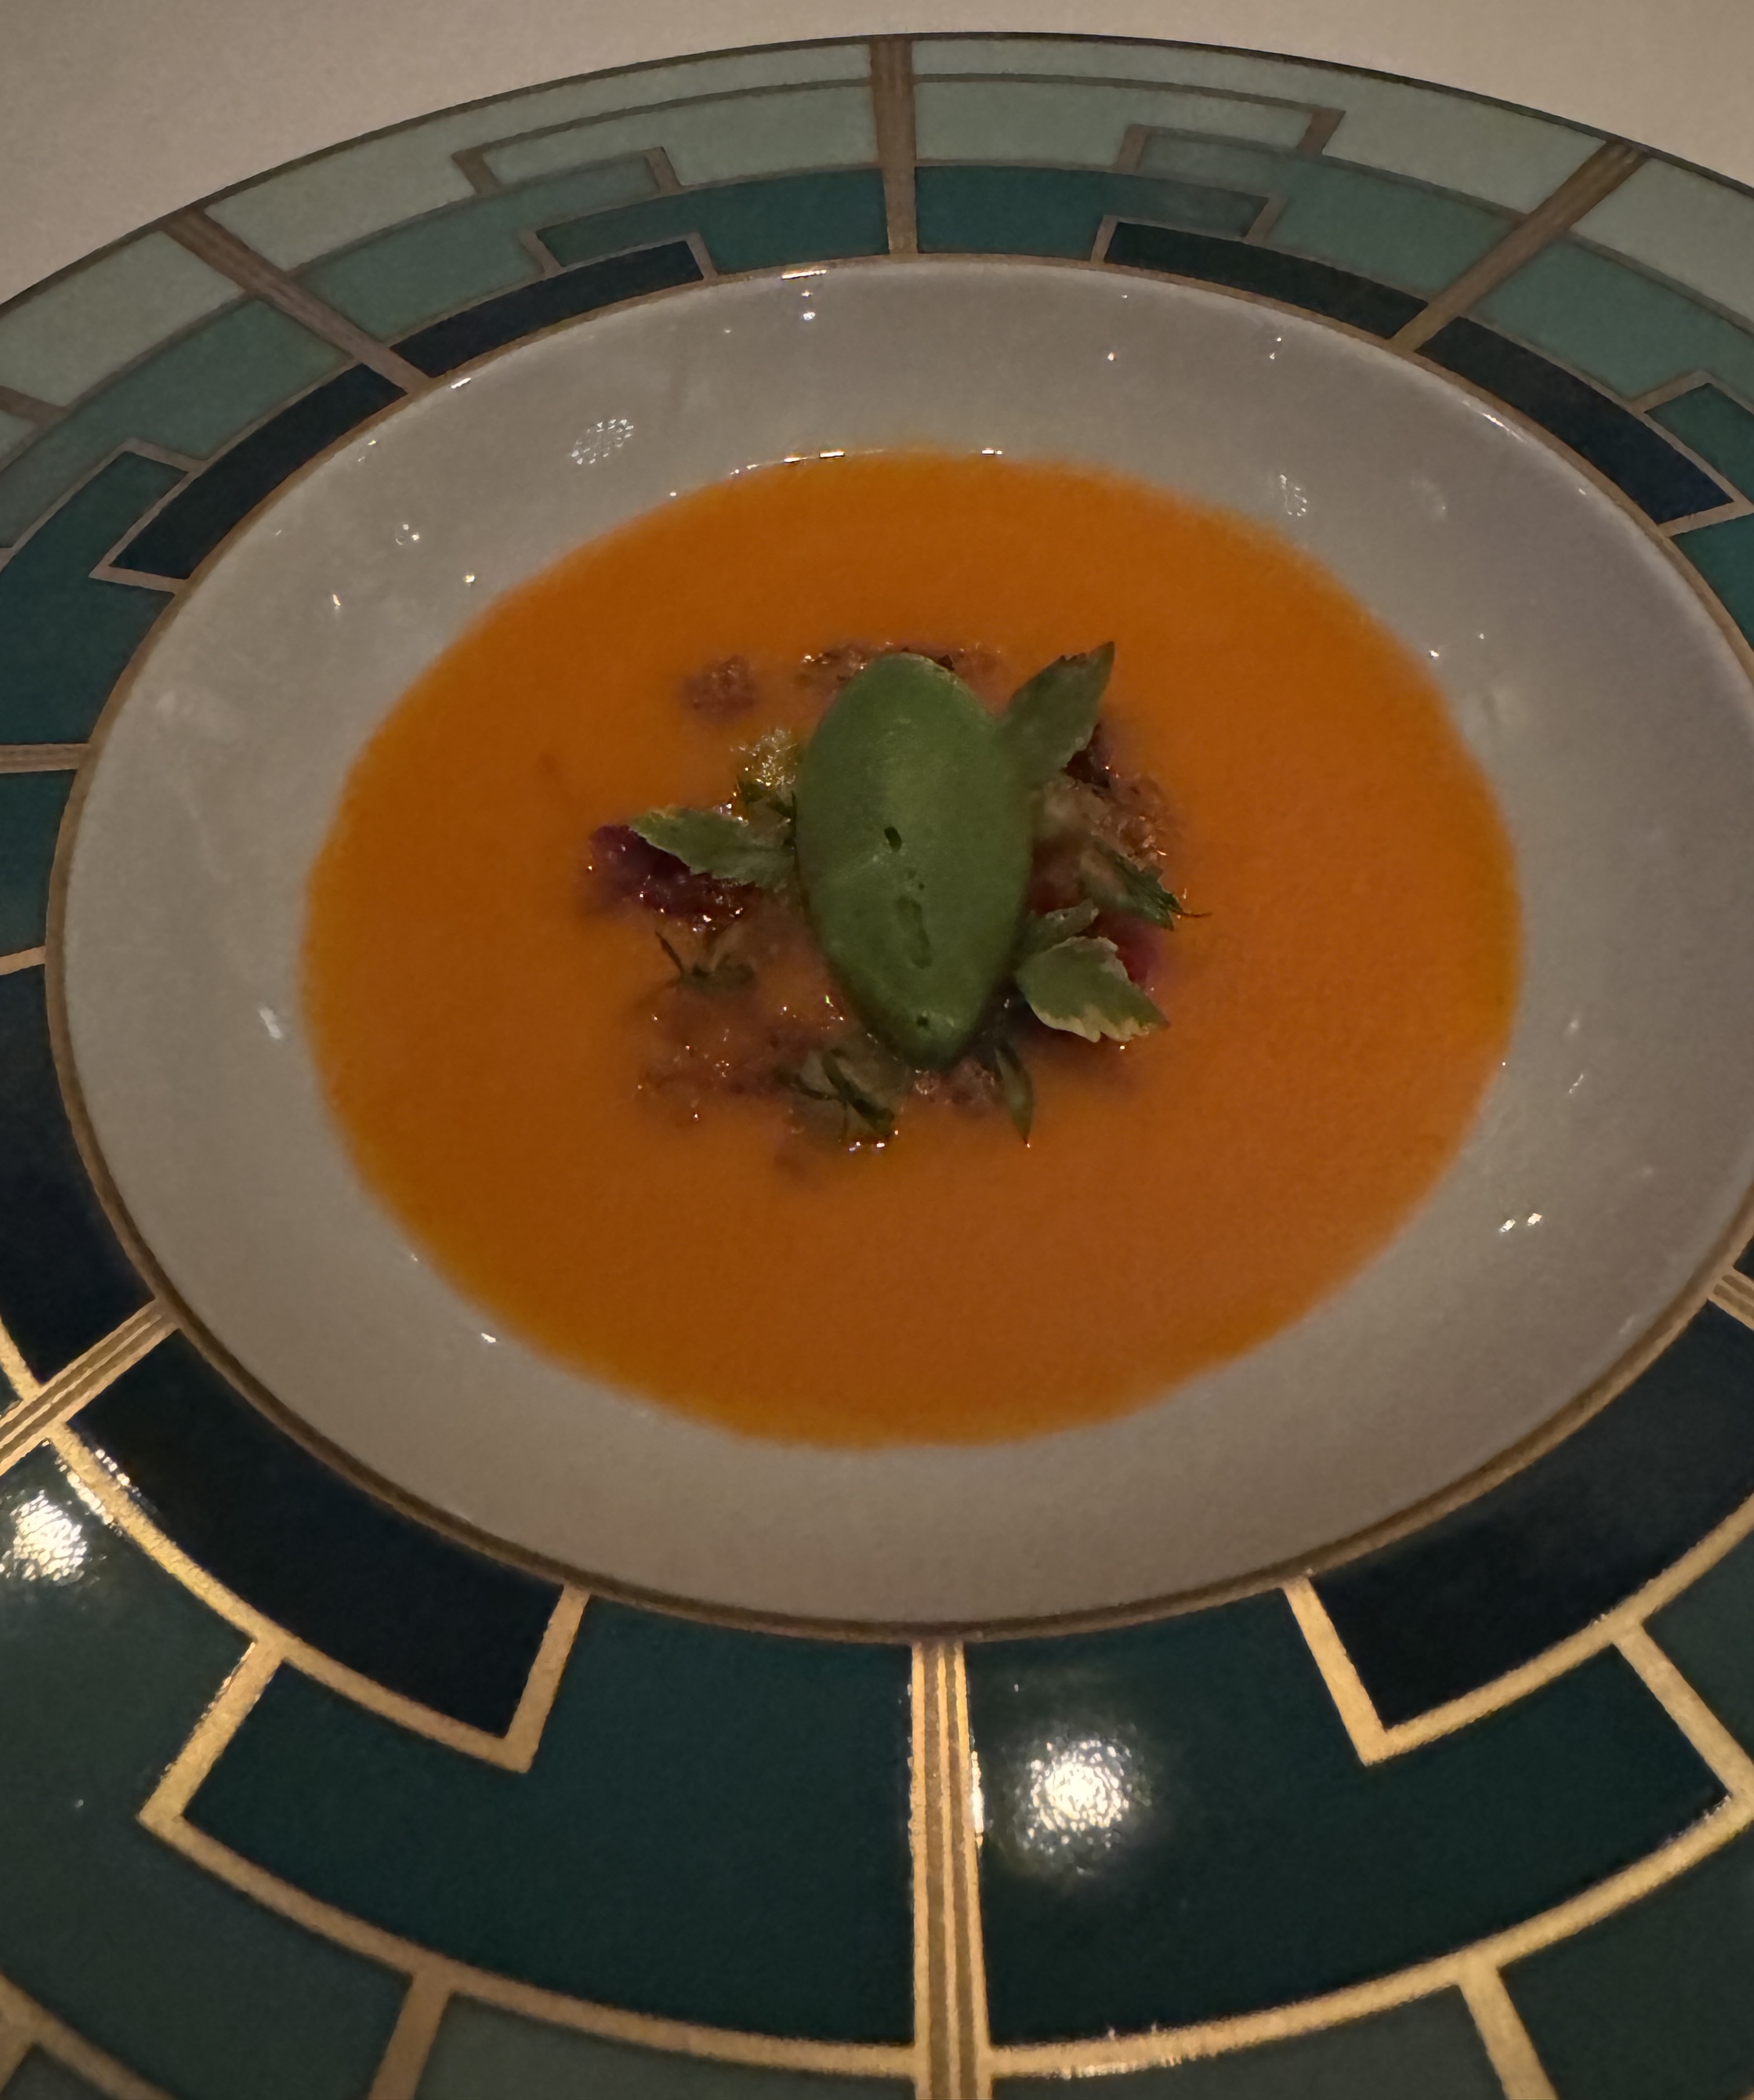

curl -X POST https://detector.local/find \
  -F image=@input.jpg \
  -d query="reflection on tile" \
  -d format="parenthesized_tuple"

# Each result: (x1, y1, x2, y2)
(911, 38, 1600, 208)
(421, 2000, 910, 2100)
(1577, 158, 1754, 331)
(0, 1451, 404, 2099)
(1316, 1307, 1754, 1724)
(1677, 510, 1754, 641)
(1651, 382, 1754, 496)
(188, 1603, 914, 2041)
(1508, 1827, 1754, 2100)
(1475, 239, 1754, 403)
(302, 156, 658, 337)
(0, 770, 73, 954)
(1135, 133, 1510, 292)
(210, 46, 868, 268)
(1420, 317, 1726, 520)
(967, 1594, 1719, 2041)
(999, 1990, 1501, 2098)
(115, 364, 403, 579)
(0, 300, 346, 548)
(76, 1332, 561, 1733)
(0, 451, 177, 741)
(1107, 217, 1423, 334)
(916, 164, 1264, 255)
(539, 169, 889, 277)
(395, 241, 702, 376)
(0, 971, 147, 1381)
(1650, 1531, 1754, 1755)
(915, 78, 1314, 165)
(1, 2051, 107, 2099)
(0, 233, 234, 406)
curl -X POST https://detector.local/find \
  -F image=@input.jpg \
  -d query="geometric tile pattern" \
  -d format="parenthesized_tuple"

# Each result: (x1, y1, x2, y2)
(2, 31, 1754, 2099)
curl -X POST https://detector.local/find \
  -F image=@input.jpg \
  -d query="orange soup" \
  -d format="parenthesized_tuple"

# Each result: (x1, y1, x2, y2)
(305, 452, 1519, 1444)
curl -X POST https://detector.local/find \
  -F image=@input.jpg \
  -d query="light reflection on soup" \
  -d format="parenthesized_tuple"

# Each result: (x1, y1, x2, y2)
(304, 452, 1519, 1445)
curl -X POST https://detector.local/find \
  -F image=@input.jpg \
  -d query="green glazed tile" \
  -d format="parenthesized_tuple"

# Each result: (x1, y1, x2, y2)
(1135, 134, 1509, 292)
(211, 46, 868, 268)
(914, 77, 1311, 164)
(0, 299, 345, 547)
(541, 169, 888, 277)
(1578, 158, 1754, 332)
(421, 2001, 909, 2100)
(2, 2052, 108, 2099)
(187, 1601, 914, 2043)
(0, 770, 73, 953)
(0, 1450, 405, 2098)
(1651, 383, 1754, 496)
(917, 164, 1266, 259)
(0, 410, 34, 464)
(303, 155, 657, 336)
(0, 452, 177, 741)
(1676, 512, 1754, 643)
(1001, 1990, 1499, 2098)
(0, 233, 234, 407)
(1508, 1825, 1754, 2100)
(1476, 240, 1754, 402)
(911, 39, 1600, 209)
(967, 1592, 1722, 2041)
(1650, 1533, 1754, 1751)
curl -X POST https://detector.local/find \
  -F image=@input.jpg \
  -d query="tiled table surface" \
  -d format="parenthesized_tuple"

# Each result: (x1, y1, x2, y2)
(5, 23, 1754, 2100)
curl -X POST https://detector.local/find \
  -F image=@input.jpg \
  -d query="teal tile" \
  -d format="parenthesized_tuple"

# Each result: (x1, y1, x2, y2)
(1651, 1532, 1754, 1751)
(302, 155, 657, 336)
(1135, 133, 1510, 293)
(0, 452, 177, 741)
(187, 1601, 914, 2043)
(917, 164, 1266, 259)
(1677, 512, 1754, 643)
(0, 233, 234, 406)
(2, 2051, 107, 2099)
(421, 2001, 909, 2100)
(967, 1592, 1722, 2041)
(1000, 1990, 1500, 2098)
(541, 168, 888, 276)
(915, 77, 1313, 163)
(1509, 1825, 1754, 2100)
(1476, 240, 1754, 402)
(911, 39, 1600, 209)
(0, 300, 345, 546)
(0, 1450, 405, 2098)
(1578, 158, 1754, 332)
(0, 770, 73, 953)
(212, 46, 867, 267)
(1651, 383, 1754, 497)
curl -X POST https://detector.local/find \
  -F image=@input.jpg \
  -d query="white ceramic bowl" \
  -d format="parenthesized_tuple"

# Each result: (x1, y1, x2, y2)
(59, 258, 1754, 1625)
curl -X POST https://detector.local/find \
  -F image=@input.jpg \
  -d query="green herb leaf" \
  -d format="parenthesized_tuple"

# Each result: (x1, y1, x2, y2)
(657, 933, 755, 995)
(1001, 643, 1115, 787)
(1014, 935, 1165, 1042)
(819, 1047, 898, 1139)
(1081, 842, 1186, 927)
(629, 807, 792, 890)
(979, 1034, 1035, 1140)
(778, 1035, 905, 1140)
(1018, 901, 1098, 955)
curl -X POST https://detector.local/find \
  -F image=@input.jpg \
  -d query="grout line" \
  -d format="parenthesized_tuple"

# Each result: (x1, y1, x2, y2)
(0, 949, 45, 980)
(0, 1315, 37, 1409)
(1458, 1961, 1560, 2100)
(871, 37, 918, 256)
(947, 1645, 992, 2100)
(0, 383, 57, 428)
(162, 208, 430, 392)
(498, 1586, 588, 1767)
(142, 1639, 281, 1825)
(0, 1971, 171, 2100)
(516, 226, 564, 279)
(0, 1304, 169, 1476)
(912, 1641, 987, 2100)
(1297, 106, 1345, 155)
(1712, 1270, 1754, 1331)
(0, 2026, 31, 2087)
(1284, 1577, 1393, 1761)
(367, 1970, 451, 2100)
(1618, 1624, 1754, 1800)
(646, 146, 683, 195)
(1392, 139, 1646, 353)
(0, 744, 84, 773)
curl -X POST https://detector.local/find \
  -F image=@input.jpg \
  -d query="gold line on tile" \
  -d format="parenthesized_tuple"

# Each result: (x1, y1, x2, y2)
(0, 2027, 31, 2087)
(162, 208, 430, 392)
(912, 1641, 988, 2100)
(367, 1971, 452, 2100)
(1284, 1578, 1393, 1761)
(1617, 1624, 1754, 1800)
(0, 1304, 170, 1477)
(0, 745, 84, 773)
(0, 1315, 37, 1409)
(871, 38, 918, 256)
(1456, 1961, 1559, 2100)
(144, 1638, 281, 1823)
(0, 1969, 172, 2099)
(1393, 140, 1646, 353)
(56, 1420, 587, 1769)
(1712, 1268, 1754, 1331)
(0, 947, 45, 980)
(0, 383, 58, 428)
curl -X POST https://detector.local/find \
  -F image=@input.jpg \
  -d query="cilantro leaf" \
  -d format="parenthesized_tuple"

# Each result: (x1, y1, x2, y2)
(629, 807, 792, 890)
(1018, 900, 1098, 956)
(979, 1034, 1035, 1140)
(1001, 643, 1114, 787)
(1014, 935, 1165, 1042)
(657, 933, 755, 995)
(1081, 842, 1186, 927)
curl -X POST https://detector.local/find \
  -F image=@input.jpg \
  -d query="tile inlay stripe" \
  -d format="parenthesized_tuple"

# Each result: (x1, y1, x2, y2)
(364, 1969, 450, 2100)
(872, 37, 919, 256)
(0, 1302, 168, 1461)
(1456, 1961, 1560, 2100)
(912, 1641, 988, 2100)
(0, 1968, 174, 2099)
(0, 745, 84, 773)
